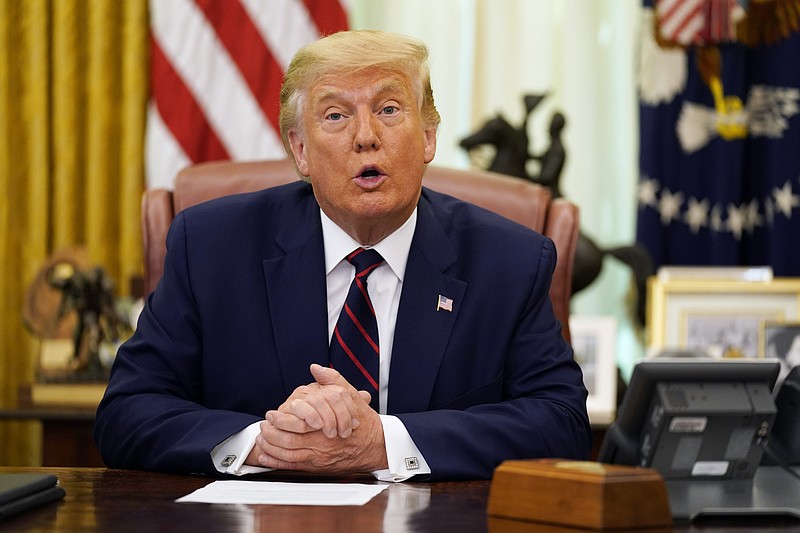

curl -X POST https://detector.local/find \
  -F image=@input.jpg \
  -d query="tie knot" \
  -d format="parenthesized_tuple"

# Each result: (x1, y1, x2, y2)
(347, 247, 384, 278)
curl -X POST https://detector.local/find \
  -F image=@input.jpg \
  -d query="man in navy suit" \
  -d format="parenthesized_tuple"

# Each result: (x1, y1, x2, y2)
(94, 30, 591, 481)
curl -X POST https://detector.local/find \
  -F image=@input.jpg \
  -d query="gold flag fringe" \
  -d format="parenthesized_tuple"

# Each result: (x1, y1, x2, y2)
(738, 0, 800, 46)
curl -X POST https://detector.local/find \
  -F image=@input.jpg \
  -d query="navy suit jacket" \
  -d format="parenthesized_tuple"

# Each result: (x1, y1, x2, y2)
(94, 181, 591, 480)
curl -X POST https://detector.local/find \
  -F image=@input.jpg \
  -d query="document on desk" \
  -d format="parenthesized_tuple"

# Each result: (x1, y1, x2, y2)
(176, 481, 388, 506)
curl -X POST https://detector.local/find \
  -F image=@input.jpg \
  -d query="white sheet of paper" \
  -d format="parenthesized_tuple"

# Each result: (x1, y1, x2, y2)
(175, 480, 388, 506)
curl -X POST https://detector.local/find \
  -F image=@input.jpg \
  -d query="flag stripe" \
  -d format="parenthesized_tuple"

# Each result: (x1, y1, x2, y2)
(145, 102, 191, 190)
(675, 15, 705, 45)
(662, 2, 703, 39)
(151, 0, 277, 161)
(302, 0, 348, 36)
(150, 35, 230, 162)
(659, 0, 704, 43)
(241, 0, 321, 71)
(146, 0, 348, 188)
(194, 0, 283, 133)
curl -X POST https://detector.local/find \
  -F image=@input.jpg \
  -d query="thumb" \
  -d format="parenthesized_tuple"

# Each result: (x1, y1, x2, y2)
(310, 364, 372, 404)
(310, 363, 351, 387)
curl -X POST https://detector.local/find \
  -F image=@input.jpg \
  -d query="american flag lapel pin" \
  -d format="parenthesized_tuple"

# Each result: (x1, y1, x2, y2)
(436, 294, 453, 312)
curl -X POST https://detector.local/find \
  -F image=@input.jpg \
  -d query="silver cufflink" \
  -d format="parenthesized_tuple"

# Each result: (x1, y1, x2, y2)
(221, 455, 237, 467)
(405, 457, 420, 470)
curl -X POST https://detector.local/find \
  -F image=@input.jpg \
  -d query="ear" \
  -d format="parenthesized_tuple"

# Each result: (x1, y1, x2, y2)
(288, 130, 310, 177)
(423, 127, 437, 164)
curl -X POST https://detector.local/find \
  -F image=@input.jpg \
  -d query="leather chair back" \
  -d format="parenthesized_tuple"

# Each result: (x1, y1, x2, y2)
(141, 159, 578, 342)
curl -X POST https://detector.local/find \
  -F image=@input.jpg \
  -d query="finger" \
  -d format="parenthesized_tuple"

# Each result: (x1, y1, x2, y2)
(310, 363, 353, 388)
(257, 426, 317, 466)
(266, 410, 319, 434)
(321, 387, 361, 437)
(277, 383, 321, 411)
(287, 394, 340, 438)
(293, 385, 362, 438)
(257, 452, 296, 471)
(309, 365, 371, 435)
(254, 431, 301, 470)
(258, 412, 386, 473)
(311, 364, 371, 407)
(275, 382, 332, 433)
(283, 395, 331, 433)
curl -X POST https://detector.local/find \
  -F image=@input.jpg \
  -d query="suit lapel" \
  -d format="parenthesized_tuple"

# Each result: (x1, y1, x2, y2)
(262, 193, 330, 396)
(388, 191, 467, 414)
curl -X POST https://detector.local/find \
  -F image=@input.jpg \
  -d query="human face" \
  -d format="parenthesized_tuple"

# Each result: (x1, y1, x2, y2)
(288, 67, 437, 245)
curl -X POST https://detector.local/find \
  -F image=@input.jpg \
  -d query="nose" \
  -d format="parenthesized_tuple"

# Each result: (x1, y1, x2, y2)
(352, 112, 380, 152)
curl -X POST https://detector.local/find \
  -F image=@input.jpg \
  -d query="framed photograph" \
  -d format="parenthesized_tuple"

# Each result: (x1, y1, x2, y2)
(569, 315, 617, 425)
(761, 321, 800, 383)
(647, 277, 800, 359)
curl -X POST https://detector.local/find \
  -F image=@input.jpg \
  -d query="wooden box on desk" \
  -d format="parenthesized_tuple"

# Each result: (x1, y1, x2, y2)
(488, 459, 671, 530)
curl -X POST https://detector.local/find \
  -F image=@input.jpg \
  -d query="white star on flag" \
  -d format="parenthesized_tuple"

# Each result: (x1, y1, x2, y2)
(684, 197, 709, 234)
(773, 181, 800, 218)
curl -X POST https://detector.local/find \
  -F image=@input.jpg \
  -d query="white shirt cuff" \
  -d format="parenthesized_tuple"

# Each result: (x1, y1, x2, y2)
(211, 416, 429, 480)
(371, 415, 430, 482)
(210, 421, 274, 476)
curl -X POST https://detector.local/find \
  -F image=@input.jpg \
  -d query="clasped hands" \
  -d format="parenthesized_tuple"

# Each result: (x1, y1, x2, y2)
(245, 363, 388, 474)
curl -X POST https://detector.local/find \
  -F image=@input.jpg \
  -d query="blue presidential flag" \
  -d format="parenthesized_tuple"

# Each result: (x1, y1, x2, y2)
(637, 0, 800, 276)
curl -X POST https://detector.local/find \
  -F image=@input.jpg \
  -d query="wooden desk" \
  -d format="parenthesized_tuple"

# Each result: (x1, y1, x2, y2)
(0, 406, 609, 466)
(1, 467, 799, 532)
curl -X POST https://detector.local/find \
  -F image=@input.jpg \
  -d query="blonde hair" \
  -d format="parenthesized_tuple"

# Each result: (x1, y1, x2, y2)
(279, 30, 440, 157)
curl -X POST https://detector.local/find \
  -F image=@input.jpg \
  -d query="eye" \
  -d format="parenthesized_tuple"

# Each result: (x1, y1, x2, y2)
(326, 112, 343, 121)
(380, 106, 399, 116)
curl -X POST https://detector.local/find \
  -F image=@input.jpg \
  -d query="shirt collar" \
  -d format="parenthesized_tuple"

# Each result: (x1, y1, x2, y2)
(320, 208, 417, 281)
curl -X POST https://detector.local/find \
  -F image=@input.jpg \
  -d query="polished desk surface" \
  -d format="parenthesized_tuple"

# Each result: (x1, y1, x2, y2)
(2, 467, 800, 532)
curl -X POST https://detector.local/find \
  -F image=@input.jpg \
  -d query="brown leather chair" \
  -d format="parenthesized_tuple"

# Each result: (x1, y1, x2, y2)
(141, 159, 579, 342)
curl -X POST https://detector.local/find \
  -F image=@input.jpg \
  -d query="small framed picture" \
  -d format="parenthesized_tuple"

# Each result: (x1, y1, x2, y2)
(761, 321, 800, 383)
(647, 277, 800, 358)
(569, 315, 617, 425)
(684, 315, 763, 358)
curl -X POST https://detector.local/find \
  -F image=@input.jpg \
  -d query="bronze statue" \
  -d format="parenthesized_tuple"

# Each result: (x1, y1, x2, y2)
(23, 249, 132, 381)
(46, 262, 130, 379)
(460, 94, 653, 325)
(531, 112, 566, 195)
(460, 93, 546, 179)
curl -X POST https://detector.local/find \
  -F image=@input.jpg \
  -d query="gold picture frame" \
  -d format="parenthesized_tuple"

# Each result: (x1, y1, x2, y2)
(647, 277, 800, 358)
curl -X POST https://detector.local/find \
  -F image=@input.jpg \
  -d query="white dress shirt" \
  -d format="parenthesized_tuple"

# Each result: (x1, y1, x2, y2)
(211, 207, 431, 481)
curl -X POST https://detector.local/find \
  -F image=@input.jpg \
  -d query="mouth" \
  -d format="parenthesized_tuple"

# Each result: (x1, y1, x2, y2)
(356, 165, 383, 179)
(353, 165, 386, 189)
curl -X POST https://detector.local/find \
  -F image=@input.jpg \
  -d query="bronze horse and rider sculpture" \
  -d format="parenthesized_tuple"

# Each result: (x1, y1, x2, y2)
(459, 94, 652, 326)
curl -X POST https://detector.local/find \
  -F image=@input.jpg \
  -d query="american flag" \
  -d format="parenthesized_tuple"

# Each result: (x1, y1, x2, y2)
(655, 0, 740, 46)
(437, 295, 453, 312)
(638, 2, 800, 277)
(146, 0, 348, 189)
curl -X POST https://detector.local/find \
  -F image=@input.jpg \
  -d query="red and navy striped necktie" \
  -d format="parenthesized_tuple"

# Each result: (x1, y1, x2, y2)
(329, 247, 384, 411)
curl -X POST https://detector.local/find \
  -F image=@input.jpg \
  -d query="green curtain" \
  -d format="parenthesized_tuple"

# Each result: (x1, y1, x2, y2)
(0, 0, 148, 465)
